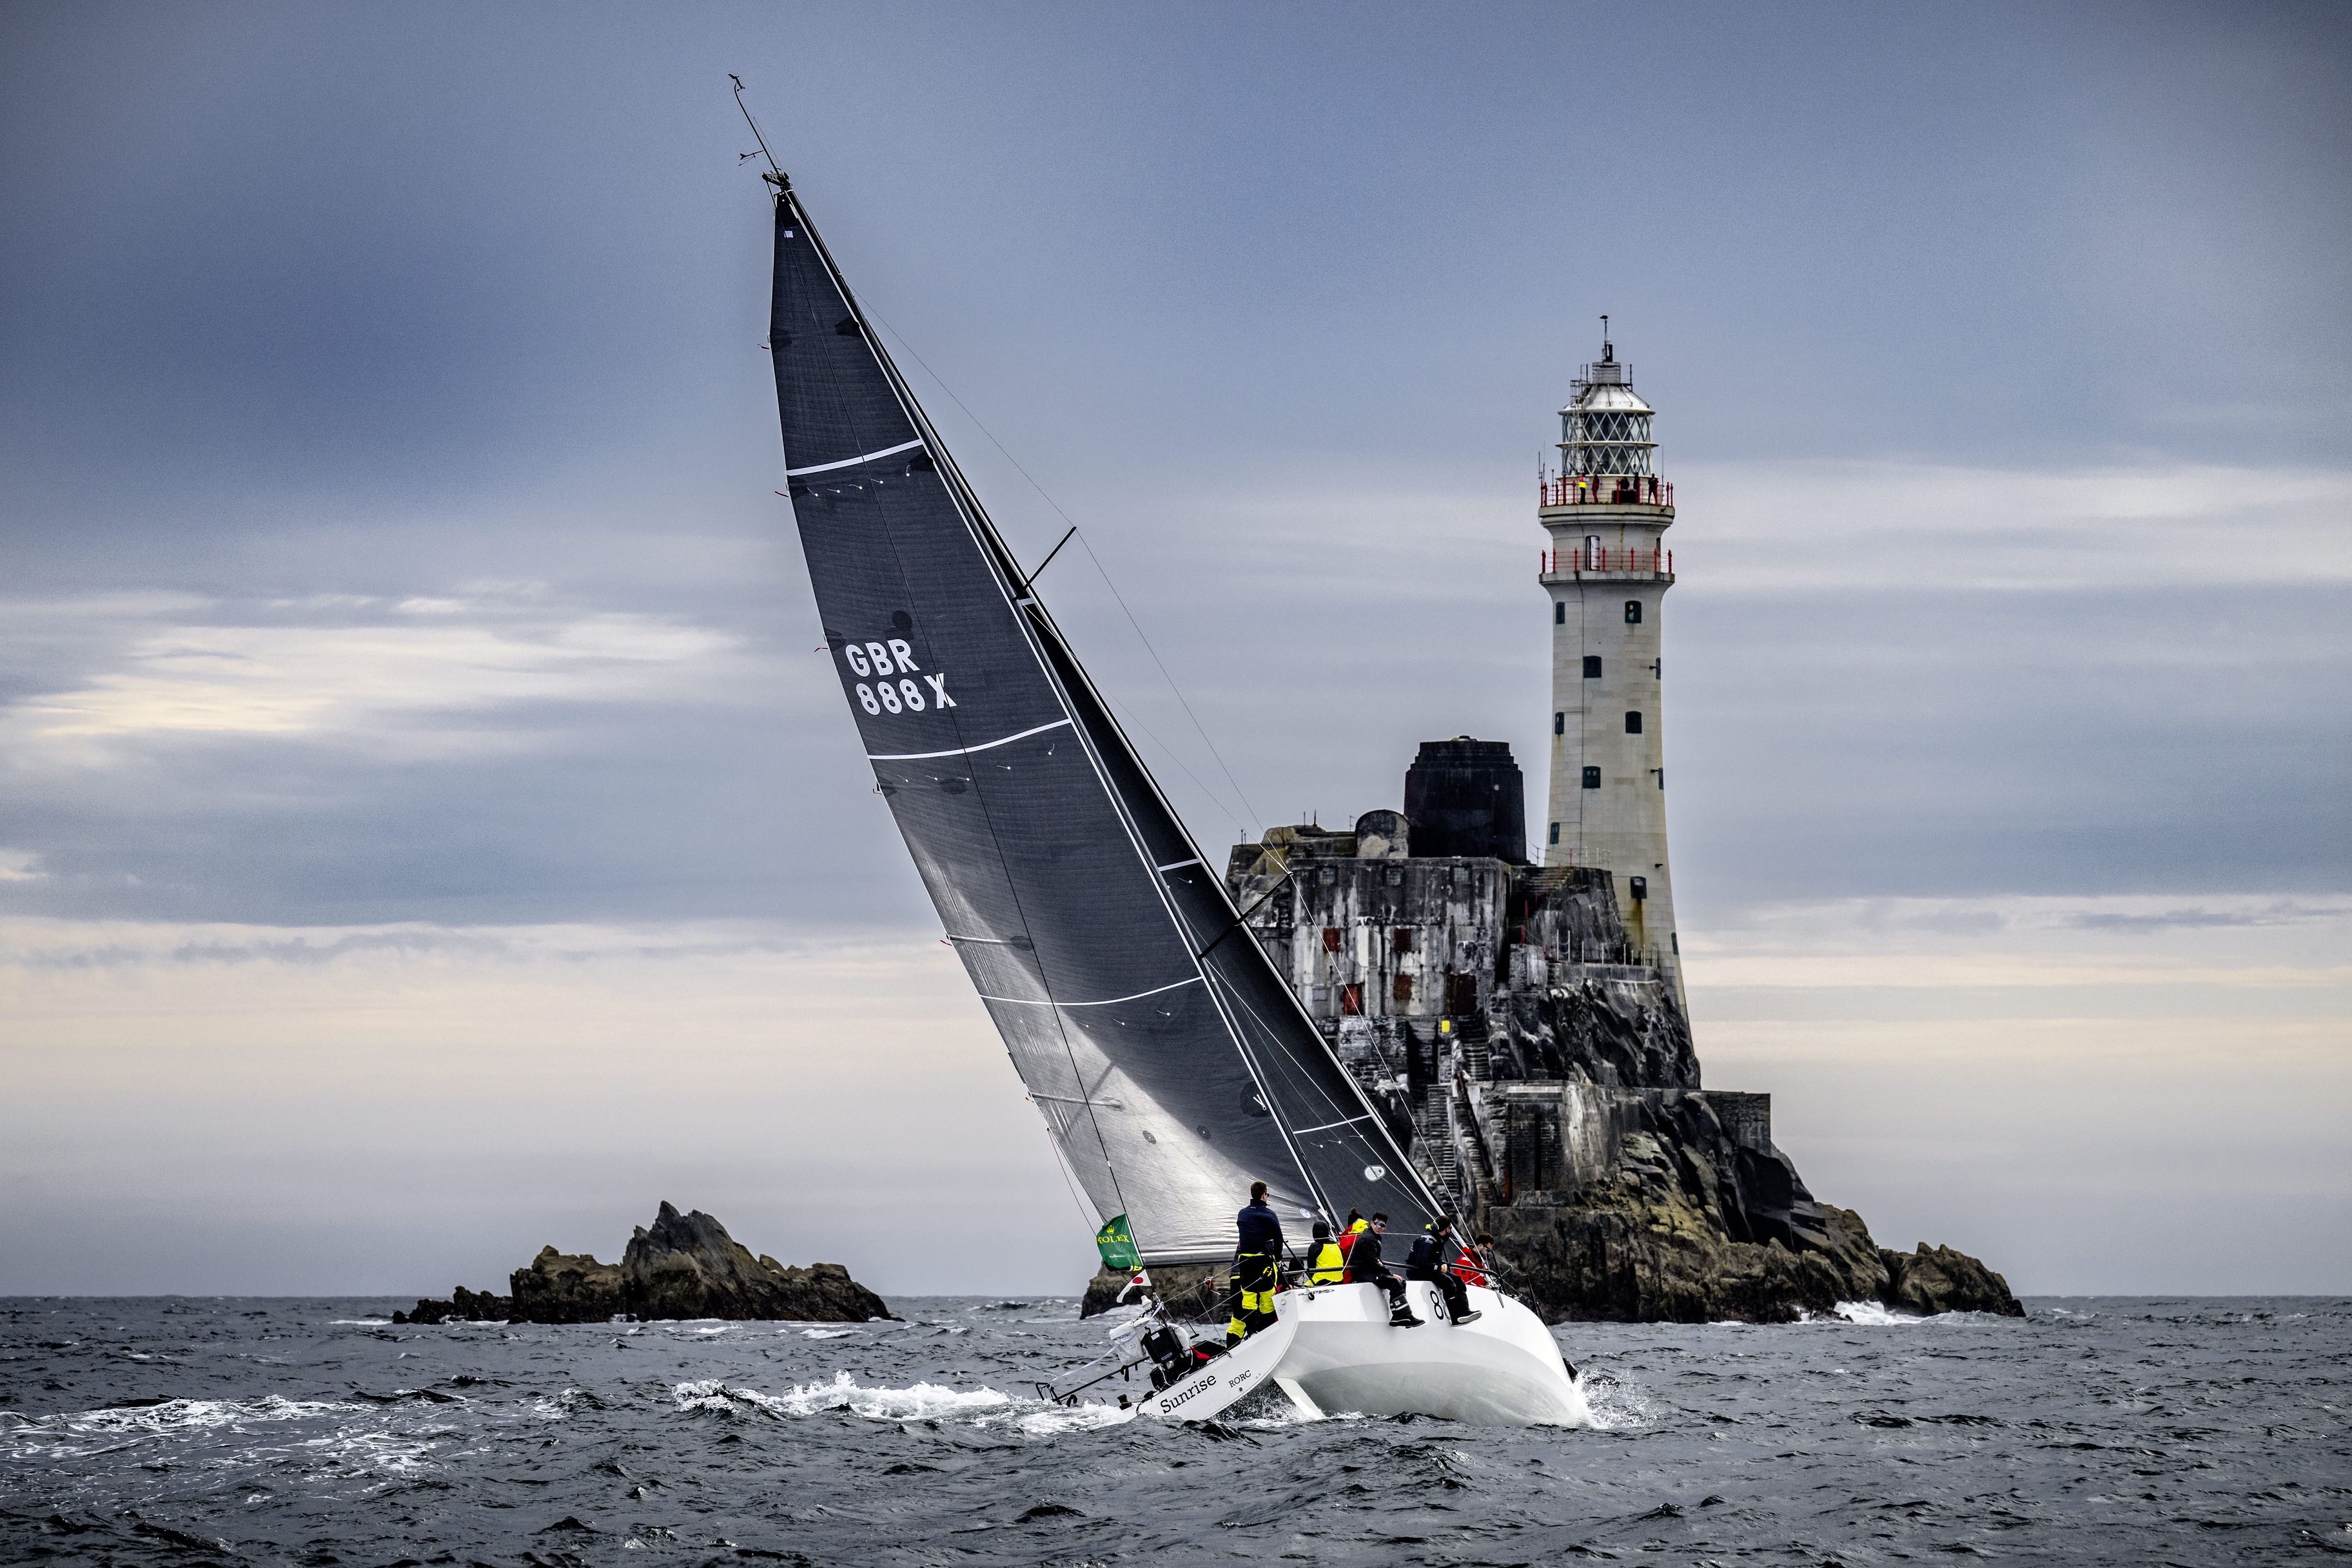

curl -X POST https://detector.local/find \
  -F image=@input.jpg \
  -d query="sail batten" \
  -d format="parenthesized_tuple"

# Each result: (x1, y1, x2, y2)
(767, 182, 1442, 1262)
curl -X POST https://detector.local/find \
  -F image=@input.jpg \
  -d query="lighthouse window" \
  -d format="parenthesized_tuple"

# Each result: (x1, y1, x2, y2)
(1584, 655, 1602, 678)
(1554, 602, 1565, 625)
(1548, 822, 1560, 845)
(1582, 767, 1602, 789)
(1553, 712, 1563, 736)
(1623, 600, 1642, 624)
(1625, 711, 1643, 734)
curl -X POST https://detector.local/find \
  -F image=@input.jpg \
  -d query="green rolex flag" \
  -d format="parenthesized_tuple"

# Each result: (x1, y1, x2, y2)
(1095, 1213, 1141, 1271)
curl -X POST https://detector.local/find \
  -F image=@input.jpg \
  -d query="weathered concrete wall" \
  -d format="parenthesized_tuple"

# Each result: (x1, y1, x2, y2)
(1289, 856, 1511, 1021)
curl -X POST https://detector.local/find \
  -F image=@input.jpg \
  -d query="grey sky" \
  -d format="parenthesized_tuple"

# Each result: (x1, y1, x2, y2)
(3, 3, 2345, 1297)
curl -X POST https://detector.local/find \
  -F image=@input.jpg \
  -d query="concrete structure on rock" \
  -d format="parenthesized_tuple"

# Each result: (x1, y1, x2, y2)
(1226, 746, 1738, 1237)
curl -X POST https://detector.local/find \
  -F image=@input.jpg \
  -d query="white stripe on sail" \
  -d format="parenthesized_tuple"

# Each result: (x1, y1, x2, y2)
(785, 438, 925, 476)
(1288, 1113, 1377, 1135)
(978, 976, 1204, 1008)
(868, 719, 1073, 761)
(1155, 858, 1203, 872)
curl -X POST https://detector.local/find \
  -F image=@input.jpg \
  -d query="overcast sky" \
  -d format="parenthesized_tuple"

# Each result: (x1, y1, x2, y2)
(3, 2, 2346, 1300)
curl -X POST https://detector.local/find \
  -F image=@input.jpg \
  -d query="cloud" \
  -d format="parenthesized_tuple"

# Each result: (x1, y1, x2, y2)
(1678, 460, 2352, 594)
(6, 591, 745, 751)
(0, 849, 44, 882)
(0, 915, 809, 972)
(1102, 460, 2352, 602)
(1686, 892, 2352, 969)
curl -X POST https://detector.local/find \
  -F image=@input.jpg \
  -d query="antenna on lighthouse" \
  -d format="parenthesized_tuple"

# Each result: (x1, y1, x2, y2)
(1600, 314, 1612, 362)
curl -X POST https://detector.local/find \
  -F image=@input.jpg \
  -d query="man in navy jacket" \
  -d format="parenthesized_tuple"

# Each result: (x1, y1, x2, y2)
(1227, 1181, 1287, 1344)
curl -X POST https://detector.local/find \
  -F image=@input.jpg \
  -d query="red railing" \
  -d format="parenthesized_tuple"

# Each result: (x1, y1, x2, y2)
(1542, 475, 1671, 507)
(1540, 545, 1672, 577)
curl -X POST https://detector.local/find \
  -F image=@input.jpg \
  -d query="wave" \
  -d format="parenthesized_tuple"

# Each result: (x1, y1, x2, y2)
(0, 1395, 355, 1457)
(671, 1374, 1132, 1436)
(1569, 1371, 1648, 1431)
(1826, 1300, 1926, 1326)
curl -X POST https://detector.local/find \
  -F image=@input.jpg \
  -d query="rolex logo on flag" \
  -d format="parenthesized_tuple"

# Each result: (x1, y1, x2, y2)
(1095, 1213, 1141, 1270)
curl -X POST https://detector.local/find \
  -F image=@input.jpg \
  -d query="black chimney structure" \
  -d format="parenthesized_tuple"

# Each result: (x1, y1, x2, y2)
(1403, 738, 1527, 863)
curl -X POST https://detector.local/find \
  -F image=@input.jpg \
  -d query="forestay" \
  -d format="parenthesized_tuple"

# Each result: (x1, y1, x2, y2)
(766, 176, 1440, 1262)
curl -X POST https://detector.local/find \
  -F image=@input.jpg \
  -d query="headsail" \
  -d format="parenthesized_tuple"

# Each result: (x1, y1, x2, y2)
(765, 174, 1440, 1261)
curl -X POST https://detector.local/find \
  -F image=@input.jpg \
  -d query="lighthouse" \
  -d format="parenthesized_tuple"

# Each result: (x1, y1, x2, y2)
(1539, 324, 1683, 1004)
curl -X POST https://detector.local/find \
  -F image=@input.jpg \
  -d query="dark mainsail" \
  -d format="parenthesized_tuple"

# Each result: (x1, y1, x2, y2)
(765, 174, 1440, 1262)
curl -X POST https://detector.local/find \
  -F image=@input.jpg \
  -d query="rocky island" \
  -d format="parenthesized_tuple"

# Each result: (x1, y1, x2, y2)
(1081, 744, 2024, 1326)
(395, 1202, 890, 1325)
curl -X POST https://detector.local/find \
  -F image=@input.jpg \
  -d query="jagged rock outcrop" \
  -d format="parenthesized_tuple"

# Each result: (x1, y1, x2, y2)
(509, 1247, 624, 1324)
(1077, 1261, 1222, 1321)
(1881, 1242, 2024, 1317)
(391, 1286, 511, 1326)
(1500, 974, 1698, 1088)
(398, 1203, 891, 1326)
(615, 1201, 891, 1322)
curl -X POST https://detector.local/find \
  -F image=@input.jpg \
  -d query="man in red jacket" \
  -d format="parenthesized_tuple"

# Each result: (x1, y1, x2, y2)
(1334, 1208, 1367, 1274)
(1449, 1231, 1496, 1289)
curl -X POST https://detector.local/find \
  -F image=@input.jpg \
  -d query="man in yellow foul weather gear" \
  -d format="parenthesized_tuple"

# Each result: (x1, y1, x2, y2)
(1304, 1220, 1347, 1284)
(1227, 1180, 1286, 1345)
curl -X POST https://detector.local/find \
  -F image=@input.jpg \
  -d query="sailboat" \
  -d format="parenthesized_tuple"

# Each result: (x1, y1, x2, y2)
(757, 160, 1582, 1427)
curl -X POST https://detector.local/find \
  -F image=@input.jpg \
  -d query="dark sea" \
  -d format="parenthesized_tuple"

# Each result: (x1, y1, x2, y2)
(3, 1295, 2346, 1567)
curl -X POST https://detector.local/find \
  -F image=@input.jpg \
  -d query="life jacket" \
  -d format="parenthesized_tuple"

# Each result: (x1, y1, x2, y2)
(1307, 1240, 1346, 1285)
(1449, 1255, 1491, 1288)
(1337, 1218, 1369, 1260)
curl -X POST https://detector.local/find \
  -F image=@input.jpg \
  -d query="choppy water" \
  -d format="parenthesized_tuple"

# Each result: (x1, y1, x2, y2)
(3, 1295, 2346, 1565)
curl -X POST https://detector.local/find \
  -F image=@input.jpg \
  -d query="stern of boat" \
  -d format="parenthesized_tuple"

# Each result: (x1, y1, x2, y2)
(1269, 1281, 1582, 1426)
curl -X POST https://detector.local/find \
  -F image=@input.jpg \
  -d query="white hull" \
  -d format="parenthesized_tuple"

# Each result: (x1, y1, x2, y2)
(1268, 1280, 1582, 1426)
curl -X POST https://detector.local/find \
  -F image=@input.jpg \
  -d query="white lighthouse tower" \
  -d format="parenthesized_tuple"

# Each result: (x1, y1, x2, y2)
(1540, 324, 1683, 1004)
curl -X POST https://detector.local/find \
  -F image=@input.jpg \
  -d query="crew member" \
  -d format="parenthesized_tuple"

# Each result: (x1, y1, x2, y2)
(1351, 1213, 1421, 1328)
(1335, 1208, 1368, 1270)
(1227, 1180, 1286, 1345)
(1449, 1232, 1496, 1289)
(1304, 1220, 1346, 1285)
(1406, 1216, 1481, 1324)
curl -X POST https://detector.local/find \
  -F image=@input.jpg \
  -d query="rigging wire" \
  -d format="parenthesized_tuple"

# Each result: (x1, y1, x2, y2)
(861, 307, 1267, 838)
(1071, 530, 1266, 840)
(1039, 1119, 1105, 1239)
(1093, 683, 1249, 843)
